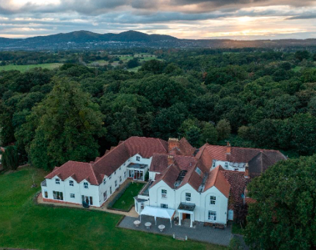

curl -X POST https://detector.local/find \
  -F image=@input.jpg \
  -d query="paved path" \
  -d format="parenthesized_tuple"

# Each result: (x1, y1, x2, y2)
(119, 215, 232, 246)
(37, 179, 139, 218)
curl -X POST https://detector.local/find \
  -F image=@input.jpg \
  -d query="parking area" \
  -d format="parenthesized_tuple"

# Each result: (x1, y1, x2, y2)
(118, 215, 232, 246)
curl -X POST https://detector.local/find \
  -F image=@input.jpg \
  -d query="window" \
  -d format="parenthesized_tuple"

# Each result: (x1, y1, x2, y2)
(212, 161, 216, 168)
(103, 191, 107, 201)
(161, 189, 167, 198)
(69, 180, 74, 186)
(110, 186, 112, 194)
(103, 178, 106, 185)
(185, 193, 191, 202)
(210, 196, 216, 205)
(115, 180, 117, 187)
(70, 193, 75, 198)
(136, 156, 140, 161)
(109, 175, 112, 180)
(141, 203, 144, 210)
(114, 171, 116, 175)
(53, 191, 63, 200)
(124, 171, 126, 178)
(44, 191, 48, 198)
(119, 176, 122, 182)
(208, 211, 216, 221)
(119, 167, 121, 170)
(90, 197, 93, 205)
(161, 204, 168, 209)
(225, 162, 228, 168)
(195, 167, 201, 175)
(84, 182, 88, 189)
(55, 178, 60, 185)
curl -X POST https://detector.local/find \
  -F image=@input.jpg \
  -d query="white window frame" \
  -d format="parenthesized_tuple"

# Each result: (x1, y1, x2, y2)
(161, 189, 167, 198)
(84, 182, 89, 189)
(210, 196, 216, 205)
(103, 178, 106, 185)
(119, 176, 122, 182)
(225, 162, 228, 168)
(70, 193, 75, 198)
(208, 211, 216, 221)
(185, 193, 191, 202)
(115, 180, 117, 187)
(161, 203, 168, 209)
(69, 180, 74, 186)
(55, 178, 60, 185)
(136, 156, 140, 161)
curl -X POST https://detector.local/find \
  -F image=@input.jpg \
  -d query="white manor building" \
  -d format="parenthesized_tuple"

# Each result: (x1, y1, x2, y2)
(41, 136, 286, 227)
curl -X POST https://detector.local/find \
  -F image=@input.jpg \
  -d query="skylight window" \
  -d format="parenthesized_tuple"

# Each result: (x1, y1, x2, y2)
(195, 167, 201, 175)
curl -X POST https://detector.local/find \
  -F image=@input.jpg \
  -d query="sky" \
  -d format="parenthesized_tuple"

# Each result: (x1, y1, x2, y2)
(0, 0, 316, 40)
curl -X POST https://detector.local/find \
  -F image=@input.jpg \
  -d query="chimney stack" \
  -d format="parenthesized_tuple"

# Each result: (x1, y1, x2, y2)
(168, 155, 174, 166)
(226, 141, 231, 154)
(168, 138, 180, 153)
(244, 163, 249, 178)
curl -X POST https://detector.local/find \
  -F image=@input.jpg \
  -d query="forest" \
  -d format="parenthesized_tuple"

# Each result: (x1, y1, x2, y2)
(1, 49, 316, 170)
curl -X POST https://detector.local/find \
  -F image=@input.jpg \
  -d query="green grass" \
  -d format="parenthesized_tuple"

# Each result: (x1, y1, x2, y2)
(0, 167, 225, 250)
(232, 223, 245, 235)
(111, 182, 145, 211)
(0, 63, 63, 72)
(292, 66, 302, 72)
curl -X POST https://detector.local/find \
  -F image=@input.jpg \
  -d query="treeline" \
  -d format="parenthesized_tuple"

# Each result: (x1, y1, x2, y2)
(0, 49, 316, 169)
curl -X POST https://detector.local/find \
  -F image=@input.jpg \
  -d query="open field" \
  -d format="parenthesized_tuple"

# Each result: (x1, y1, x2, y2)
(111, 182, 145, 211)
(0, 63, 63, 72)
(0, 167, 226, 250)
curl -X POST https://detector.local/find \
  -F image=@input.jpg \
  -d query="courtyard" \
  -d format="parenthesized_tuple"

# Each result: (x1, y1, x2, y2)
(119, 215, 232, 246)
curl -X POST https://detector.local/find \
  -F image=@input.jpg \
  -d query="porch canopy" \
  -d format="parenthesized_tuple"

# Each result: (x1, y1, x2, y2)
(140, 206, 175, 227)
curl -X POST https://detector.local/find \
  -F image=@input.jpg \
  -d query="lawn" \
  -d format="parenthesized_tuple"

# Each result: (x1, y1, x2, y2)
(0, 167, 226, 250)
(111, 182, 145, 211)
(0, 63, 63, 72)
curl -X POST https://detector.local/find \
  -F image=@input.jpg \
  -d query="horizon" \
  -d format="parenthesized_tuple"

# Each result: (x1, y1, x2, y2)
(0, 1, 316, 40)
(2, 29, 316, 41)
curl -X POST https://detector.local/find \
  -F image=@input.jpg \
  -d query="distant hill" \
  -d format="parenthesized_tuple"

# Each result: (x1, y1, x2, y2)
(0, 30, 316, 50)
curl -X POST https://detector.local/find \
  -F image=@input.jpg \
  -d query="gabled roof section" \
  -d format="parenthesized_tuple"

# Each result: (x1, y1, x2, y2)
(204, 166, 231, 198)
(45, 161, 100, 185)
(151, 164, 181, 189)
(94, 136, 168, 176)
(196, 143, 286, 167)
(149, 154, 197, 174)
(178, 138, 196, 156)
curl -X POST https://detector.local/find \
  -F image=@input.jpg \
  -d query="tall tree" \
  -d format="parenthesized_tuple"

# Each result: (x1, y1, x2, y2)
(201, 122, 218, 144)
(25, 77, 106, 170)
(245, 155, 316, 249)
(216, 119, 231, 140)
(2, 145, 18, 170)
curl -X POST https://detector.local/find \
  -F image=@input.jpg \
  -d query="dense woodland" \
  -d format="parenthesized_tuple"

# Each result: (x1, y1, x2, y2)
(1, 49, 316, 170)
(1, 48, 316, 249)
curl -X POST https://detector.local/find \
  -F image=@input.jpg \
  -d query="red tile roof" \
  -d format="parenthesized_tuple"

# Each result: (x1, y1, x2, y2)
(196, 144, 286, 169)
(46, 136, 168, 185)
(45, 161, 100, 185)
(168, 137, 196, 156)
(204, 166, 231, 198)
(221, 170, 249, 210)
(93, 136, 168, 177)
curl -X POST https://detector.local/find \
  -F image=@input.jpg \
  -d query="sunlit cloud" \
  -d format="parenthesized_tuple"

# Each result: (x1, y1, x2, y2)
(0, 1, 315, 39)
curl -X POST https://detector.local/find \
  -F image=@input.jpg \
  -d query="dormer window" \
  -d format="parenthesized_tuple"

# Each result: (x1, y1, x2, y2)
(136, 156, 140, 161)
(195, 167, 201, 175)
(55, 178, 60, 185)
(84, 182, 88, 189)
(69, 180, 74, 186)
(225, 162, 228, 168)
(212, 161, 216, 168)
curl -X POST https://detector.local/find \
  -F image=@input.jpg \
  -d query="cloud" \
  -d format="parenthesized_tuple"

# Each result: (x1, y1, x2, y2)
(0, 0, 316, 39)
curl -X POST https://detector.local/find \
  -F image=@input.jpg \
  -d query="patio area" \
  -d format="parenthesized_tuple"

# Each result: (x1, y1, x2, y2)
(118, 215, 232, 246)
